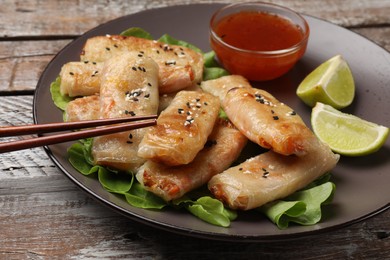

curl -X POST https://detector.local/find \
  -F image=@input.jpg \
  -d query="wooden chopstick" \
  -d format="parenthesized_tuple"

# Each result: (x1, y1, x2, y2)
(0, 115, 157, 137)
(0, 115, 157, 153)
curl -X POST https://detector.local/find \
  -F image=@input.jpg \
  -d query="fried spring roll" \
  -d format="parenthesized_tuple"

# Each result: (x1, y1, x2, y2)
(208, 146, 340, 210)
(202, 75, 318, 156)
(136, 119, 247, 201)
(59, 61, 104, 97)
(138, 90, 220, 166)
(92, 52, 159, 171)
(65, 95, 100, 122)
(80, 35, 204, 94)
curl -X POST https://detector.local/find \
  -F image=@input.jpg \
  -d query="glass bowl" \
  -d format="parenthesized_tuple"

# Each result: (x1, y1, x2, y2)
(210, 2, 310, 81)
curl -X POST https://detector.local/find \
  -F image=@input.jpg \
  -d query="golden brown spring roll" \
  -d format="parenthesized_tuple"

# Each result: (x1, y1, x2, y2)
(65, 95, 100, 122)
(136, 119, 247, 201)
(208, 145, 340, 210)
(202, 75, 317, 156)
(92, 52, 159, 171)
(59, 61, 104, 97)
(80, 35, 204, 94)
(138, 90, 220, 166)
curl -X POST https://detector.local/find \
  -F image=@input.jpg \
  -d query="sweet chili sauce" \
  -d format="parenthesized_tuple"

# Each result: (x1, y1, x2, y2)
(211, 11, 308, 81)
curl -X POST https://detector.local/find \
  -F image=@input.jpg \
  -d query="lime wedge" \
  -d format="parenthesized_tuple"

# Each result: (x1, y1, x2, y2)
(311, 103, 389, 156)
(297, 55, 355, 109)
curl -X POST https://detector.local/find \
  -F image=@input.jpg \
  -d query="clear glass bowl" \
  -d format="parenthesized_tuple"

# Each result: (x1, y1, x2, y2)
(210, 2, 310, 81)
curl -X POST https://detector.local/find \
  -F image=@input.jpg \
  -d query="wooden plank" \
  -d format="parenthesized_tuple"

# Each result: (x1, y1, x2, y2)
(0, 0, 390, 38)
(0, 40, 70, 92)
(0, 95, 389, 258)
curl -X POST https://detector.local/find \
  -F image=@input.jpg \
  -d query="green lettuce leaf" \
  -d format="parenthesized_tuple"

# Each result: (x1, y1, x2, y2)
(120, 27, 153, 39)
(124, 182, 166, 209)
(203, 67, 230, 81)
(260, 181, 336, 229)
(173, 195, 237, 227)
(98, 168, 133, 193)
(158, 34, 203, 53)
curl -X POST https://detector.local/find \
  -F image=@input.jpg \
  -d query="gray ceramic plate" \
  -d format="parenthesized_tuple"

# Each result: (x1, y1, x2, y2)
(33, 4, 390, 242)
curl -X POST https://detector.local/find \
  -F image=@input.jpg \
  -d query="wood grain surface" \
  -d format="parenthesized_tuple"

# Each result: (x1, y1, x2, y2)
(0, 0, 389, 259)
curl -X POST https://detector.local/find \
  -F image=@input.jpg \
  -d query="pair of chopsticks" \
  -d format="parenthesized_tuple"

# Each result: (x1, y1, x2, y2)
(0, 115, 157, 153)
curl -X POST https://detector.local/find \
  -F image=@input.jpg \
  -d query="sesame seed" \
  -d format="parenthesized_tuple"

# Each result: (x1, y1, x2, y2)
(273, 116, 279, 120)
(69, 72, 74, 76)
(106, 47, 110, 51)
(165, 60, 176, 66)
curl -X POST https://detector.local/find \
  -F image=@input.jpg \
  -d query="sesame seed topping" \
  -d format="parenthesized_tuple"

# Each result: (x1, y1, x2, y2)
(165, 60, 176, 66)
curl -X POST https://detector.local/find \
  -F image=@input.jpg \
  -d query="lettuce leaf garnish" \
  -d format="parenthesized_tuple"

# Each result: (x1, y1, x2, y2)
(173, 195, 237, 227)
(120, 27, 154, 40)
(52, 27, 336, 229)
(260, 177, 336, 229)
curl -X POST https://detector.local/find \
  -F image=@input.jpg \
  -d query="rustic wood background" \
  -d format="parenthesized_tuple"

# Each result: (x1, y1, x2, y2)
(0, 0, 389, 258)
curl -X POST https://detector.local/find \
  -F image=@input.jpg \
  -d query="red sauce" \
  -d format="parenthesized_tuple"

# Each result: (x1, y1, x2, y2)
(211, 11, 308, 81)
(215, 11, 304, 51)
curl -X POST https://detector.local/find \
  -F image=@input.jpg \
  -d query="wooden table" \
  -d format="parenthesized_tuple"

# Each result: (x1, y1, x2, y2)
(1, 0, 389, 258)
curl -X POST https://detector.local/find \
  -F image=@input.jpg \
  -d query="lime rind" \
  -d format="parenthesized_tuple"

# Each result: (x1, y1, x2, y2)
(297, 55, 355, 109)
(311, 103, 389, 156)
